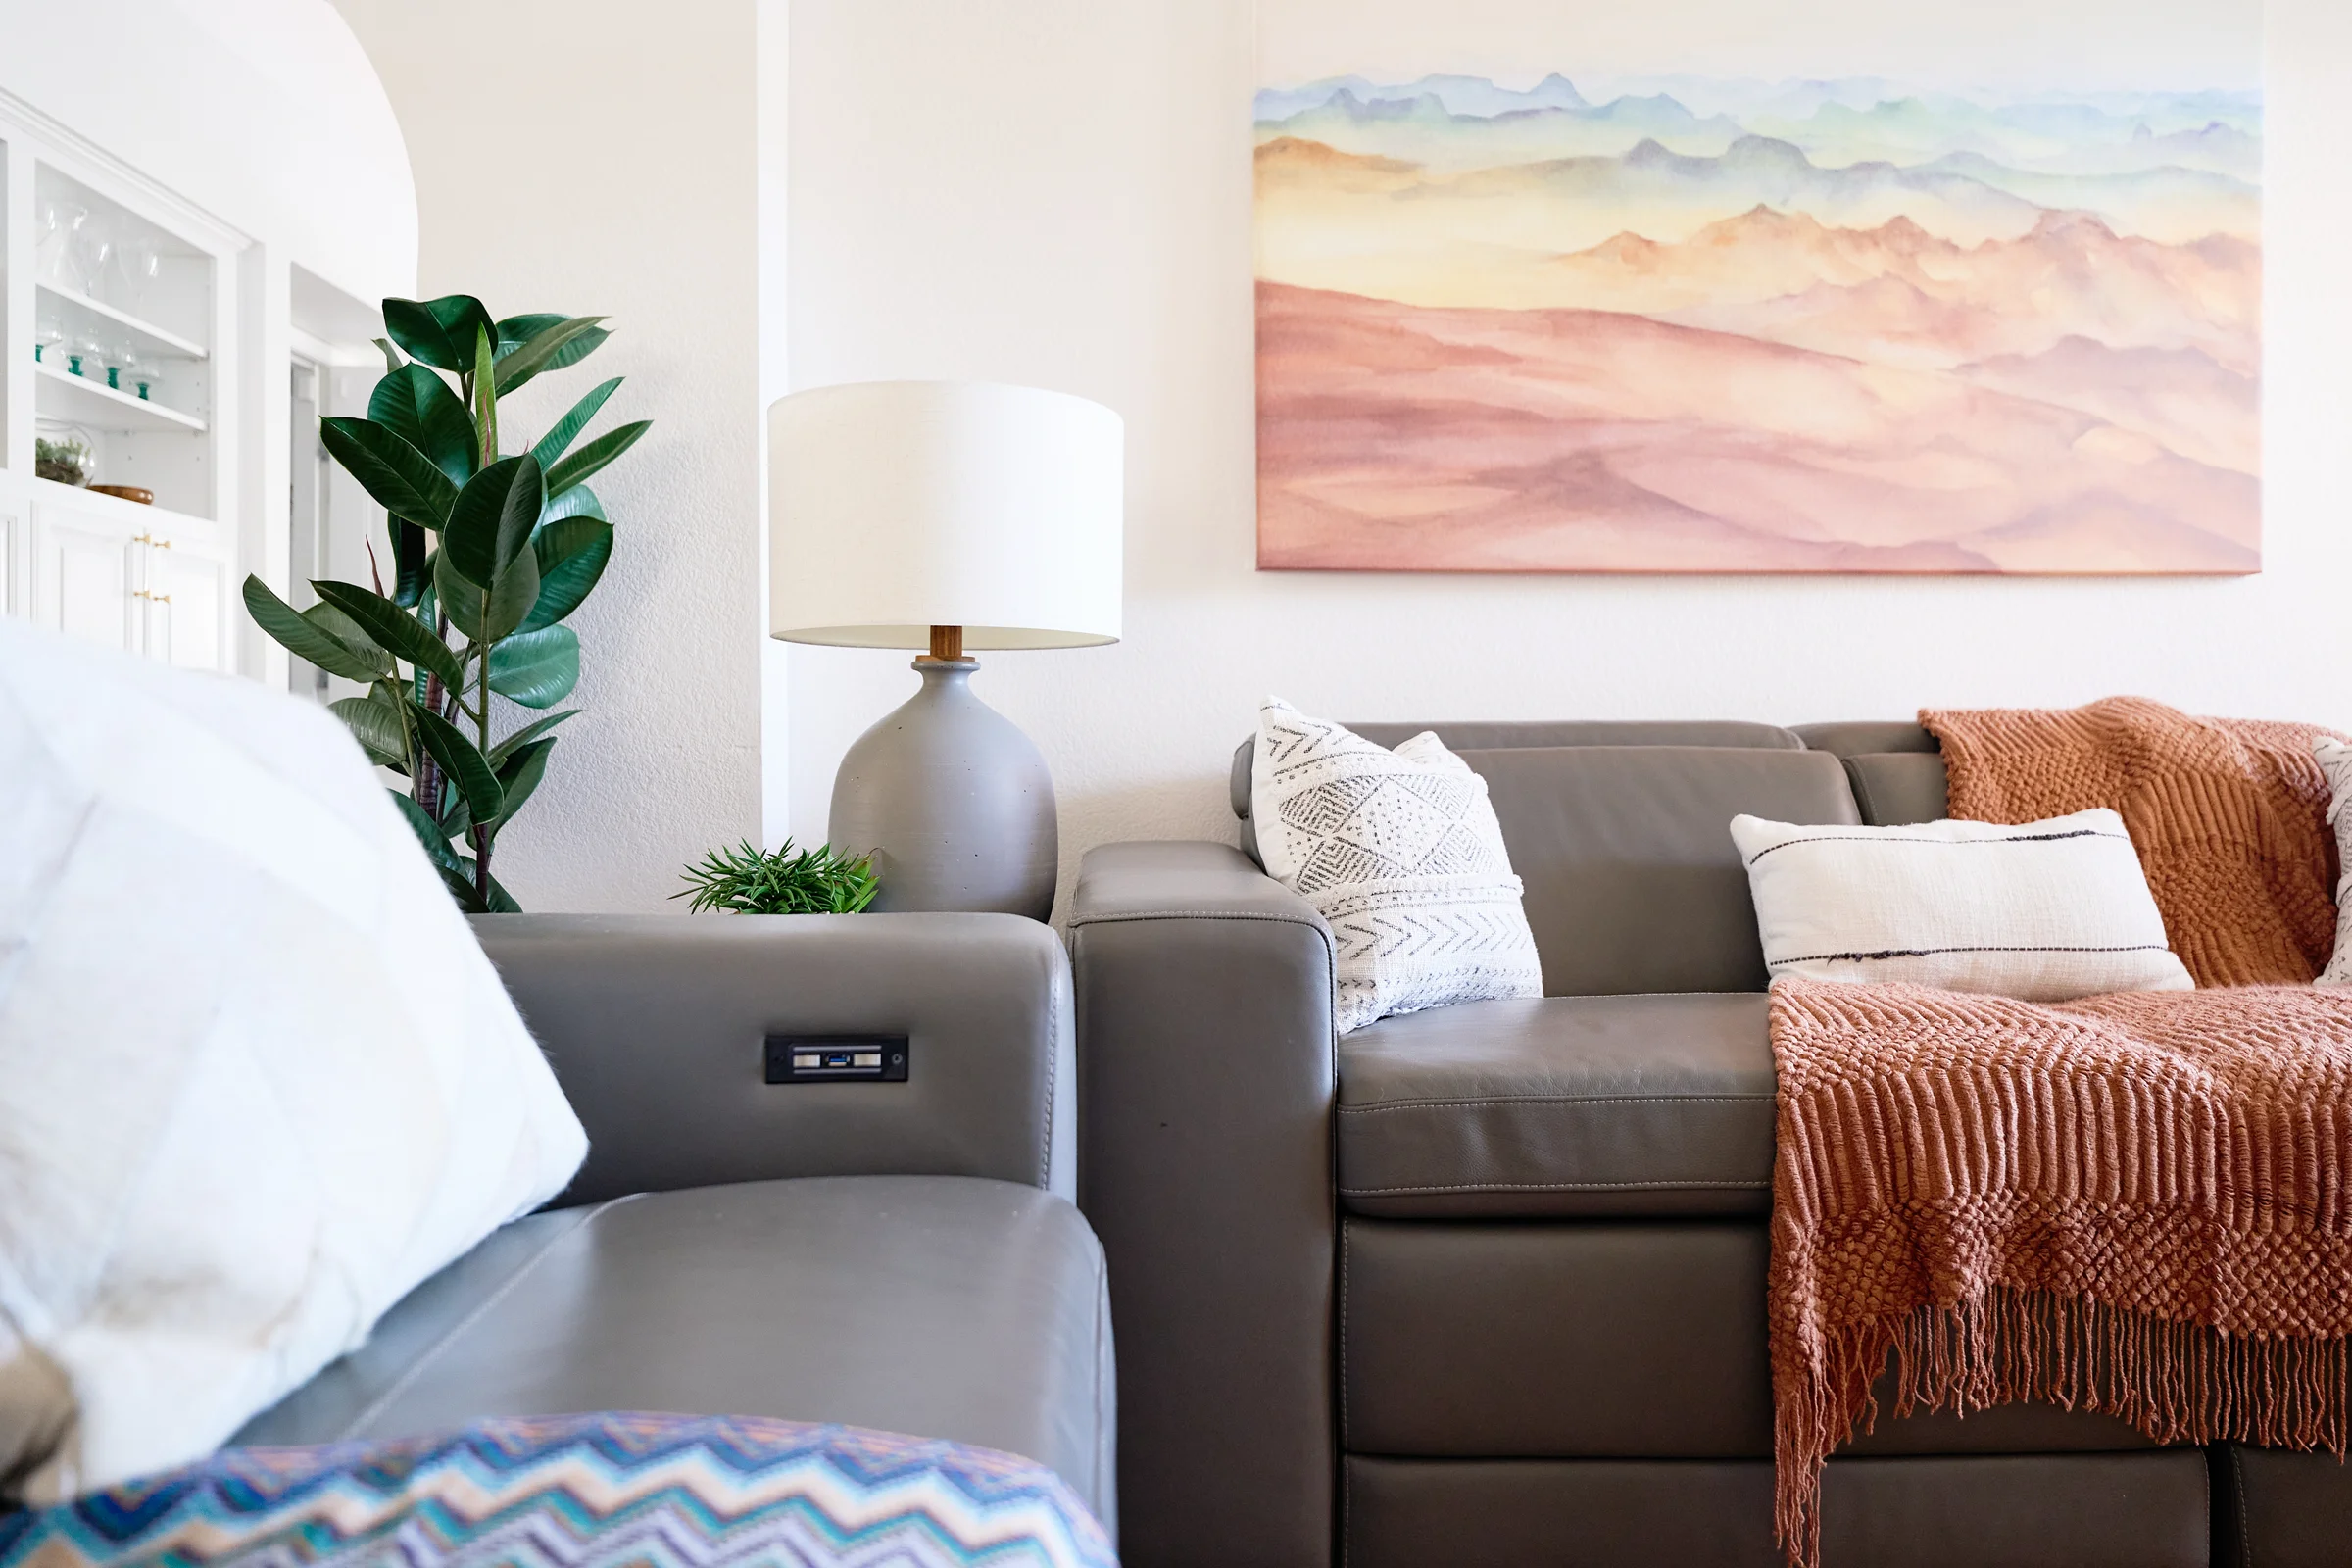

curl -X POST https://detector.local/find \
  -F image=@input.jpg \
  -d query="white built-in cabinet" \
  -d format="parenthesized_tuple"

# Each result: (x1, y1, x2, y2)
(1, 113, 242, 672)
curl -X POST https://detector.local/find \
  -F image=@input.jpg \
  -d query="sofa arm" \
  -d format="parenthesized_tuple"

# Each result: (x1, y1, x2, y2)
(1069, 842, 1336, 1568)
(470, 912, 1073, 1204)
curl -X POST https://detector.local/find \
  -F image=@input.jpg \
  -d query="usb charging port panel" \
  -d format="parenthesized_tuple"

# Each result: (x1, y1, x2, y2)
(764, 1034, 910, 1084)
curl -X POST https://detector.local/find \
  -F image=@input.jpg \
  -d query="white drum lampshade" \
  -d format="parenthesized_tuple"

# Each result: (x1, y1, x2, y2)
(767, 381, 1125, 920)
(770, 381, 1122, 650)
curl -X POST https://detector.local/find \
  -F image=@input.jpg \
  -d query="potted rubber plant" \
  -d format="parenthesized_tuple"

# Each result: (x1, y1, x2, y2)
(244, 296, 649, 911)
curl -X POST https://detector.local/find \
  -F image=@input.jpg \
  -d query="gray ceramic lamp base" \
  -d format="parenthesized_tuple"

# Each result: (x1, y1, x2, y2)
(827, 660, 1058, 921)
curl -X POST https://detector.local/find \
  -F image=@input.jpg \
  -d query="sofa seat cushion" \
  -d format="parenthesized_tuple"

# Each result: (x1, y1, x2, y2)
(2221, 1445, 2352, 1568)
(1339, 993, 1776, 1218)
(232, 1176, 1116, 1532)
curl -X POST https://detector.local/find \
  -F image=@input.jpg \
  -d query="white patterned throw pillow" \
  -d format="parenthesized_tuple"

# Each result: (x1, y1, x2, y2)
(1251, 699, 1543, 1033)
(2313, 737, 2352, 986)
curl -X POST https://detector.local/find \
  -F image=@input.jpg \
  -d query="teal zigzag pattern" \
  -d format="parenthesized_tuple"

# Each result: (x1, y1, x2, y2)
(0, 1412, 1117, 1567)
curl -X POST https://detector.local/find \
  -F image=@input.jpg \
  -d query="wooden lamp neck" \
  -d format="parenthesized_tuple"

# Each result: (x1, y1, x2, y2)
(919, 624, 966, 663)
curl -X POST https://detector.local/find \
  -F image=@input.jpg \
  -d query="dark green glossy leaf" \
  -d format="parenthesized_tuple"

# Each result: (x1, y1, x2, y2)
(471, 324, 497, 467)
(390, 518, 429, 607)
(368, 365, 477, 485)
(487, 626, 580, 709)
(490, 736, 556, 826)
(411, 703, 504, 825)
(541, 484, 606, 526)
(520, 517, 612, 632)
(480, 871, 523, 913)
(383, 295, 497, 373)
(497, 312, 608, 383)
(439, 792, 473, 842)
(330, 692, 409, 769)
(433, 551, 485, 642)
(301, 600, 380, 662)
(434, 859, 488, 911)
(528, 377, 621, 469)
(481, 542, 541, 644)
(389, 789, 467, 876)
(442, 456, 545, 588)
(495, 316, 607, 394)
(243, 575, 382, 682)
(496, 313, 564, 355)
(310, 581, 463, 687)
(488, 708, 579, 765)
(321, 417, 458, 528)
(544, 419, 649, 496)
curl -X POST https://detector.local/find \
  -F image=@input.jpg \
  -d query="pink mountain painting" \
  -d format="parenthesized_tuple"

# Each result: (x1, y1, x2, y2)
(1253, 75, 2262, 573)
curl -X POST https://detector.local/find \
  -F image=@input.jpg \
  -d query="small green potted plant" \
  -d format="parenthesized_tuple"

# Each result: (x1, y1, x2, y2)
(674, 840, 881, 914)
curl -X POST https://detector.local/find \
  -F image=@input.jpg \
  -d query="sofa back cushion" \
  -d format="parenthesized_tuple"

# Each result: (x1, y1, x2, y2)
(1457, 747, 1860, 994)
(1794, 721, 1950, 826)
(1228, 721, 1804, 822)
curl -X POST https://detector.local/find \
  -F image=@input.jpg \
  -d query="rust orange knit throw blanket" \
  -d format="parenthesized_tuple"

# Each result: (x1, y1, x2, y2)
(1770, 700, 2352, 1566)
(1770, 981, 2352, 1565)
(1922, 696, 2339, 986)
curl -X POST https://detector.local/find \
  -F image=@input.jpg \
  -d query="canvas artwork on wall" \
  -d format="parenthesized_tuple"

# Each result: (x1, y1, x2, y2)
(1253, 39, 2263, 573)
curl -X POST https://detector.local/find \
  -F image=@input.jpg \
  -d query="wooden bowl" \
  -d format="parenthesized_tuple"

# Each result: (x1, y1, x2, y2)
(88, 485, 154, 505)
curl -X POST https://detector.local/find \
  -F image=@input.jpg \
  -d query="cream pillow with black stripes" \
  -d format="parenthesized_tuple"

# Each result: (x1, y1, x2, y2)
(1730, 808, 2193, 1002)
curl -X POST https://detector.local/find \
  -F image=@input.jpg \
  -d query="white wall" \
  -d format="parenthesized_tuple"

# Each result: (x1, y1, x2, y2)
(0, 0, 414, 309)
(335, 0, 763, 912)
(785, 0, 2352, 917)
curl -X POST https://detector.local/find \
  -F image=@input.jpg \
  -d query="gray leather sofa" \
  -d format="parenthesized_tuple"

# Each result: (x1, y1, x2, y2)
(236, 912, 1116, 1536)
(1073, 720, 2342, 1568)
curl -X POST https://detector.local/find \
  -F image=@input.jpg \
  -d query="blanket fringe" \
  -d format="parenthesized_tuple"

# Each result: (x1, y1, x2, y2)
(1775, 1288, 2351, 1567)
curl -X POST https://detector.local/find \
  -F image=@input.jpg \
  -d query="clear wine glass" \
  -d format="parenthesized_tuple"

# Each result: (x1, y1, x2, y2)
(117, 344, 154, 400)
(69, 328, 108, 380)
(37, 200, 89, 290)
(33, 320, 66, 368)
(116, 234, 162, 315)
(72, 211, 115, 300)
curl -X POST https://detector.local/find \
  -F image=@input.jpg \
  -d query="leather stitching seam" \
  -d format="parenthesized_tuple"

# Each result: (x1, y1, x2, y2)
(1067, 908, 1328, 932)
(1091, 1235, 1112, 1522)
(336, 1195, 640, 1440)
(2230, 1446, 2251, 1568)
(1337, 1220, 1349, 1452)
(1038, 948, 1062, 1190)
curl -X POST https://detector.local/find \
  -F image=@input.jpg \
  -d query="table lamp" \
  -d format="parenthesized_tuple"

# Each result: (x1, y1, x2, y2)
(768, 381, 1123, 920)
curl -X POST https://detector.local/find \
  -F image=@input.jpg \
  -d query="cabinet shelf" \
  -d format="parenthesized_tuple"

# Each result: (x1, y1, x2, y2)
(31, 475, 221, 541)
(36, 281, 208, 361)
(35, 361, 208, 433)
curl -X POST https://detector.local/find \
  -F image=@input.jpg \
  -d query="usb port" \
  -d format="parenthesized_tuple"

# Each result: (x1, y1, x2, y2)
(766, 1035, 911, 1085)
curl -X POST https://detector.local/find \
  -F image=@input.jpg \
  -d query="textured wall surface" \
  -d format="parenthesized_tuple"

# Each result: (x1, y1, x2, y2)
(334, 0, 763, 912)
(784, 0, 2351, 920)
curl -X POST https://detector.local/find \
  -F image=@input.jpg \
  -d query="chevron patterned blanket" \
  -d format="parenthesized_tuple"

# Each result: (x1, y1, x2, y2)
(0, 1413, 1117, 1568)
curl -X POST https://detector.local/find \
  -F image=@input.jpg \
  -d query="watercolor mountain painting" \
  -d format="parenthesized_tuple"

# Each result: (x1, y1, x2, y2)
(1253, 74, 2263, 573)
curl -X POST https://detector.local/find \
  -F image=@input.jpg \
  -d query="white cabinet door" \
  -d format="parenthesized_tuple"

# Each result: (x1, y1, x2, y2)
(32, 505, 137, 653)
(147, 539, 230, 671)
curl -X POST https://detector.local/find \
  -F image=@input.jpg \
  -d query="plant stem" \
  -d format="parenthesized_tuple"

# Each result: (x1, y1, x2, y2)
(472, 645, 495, 905)
(416, 670, 447, 814)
